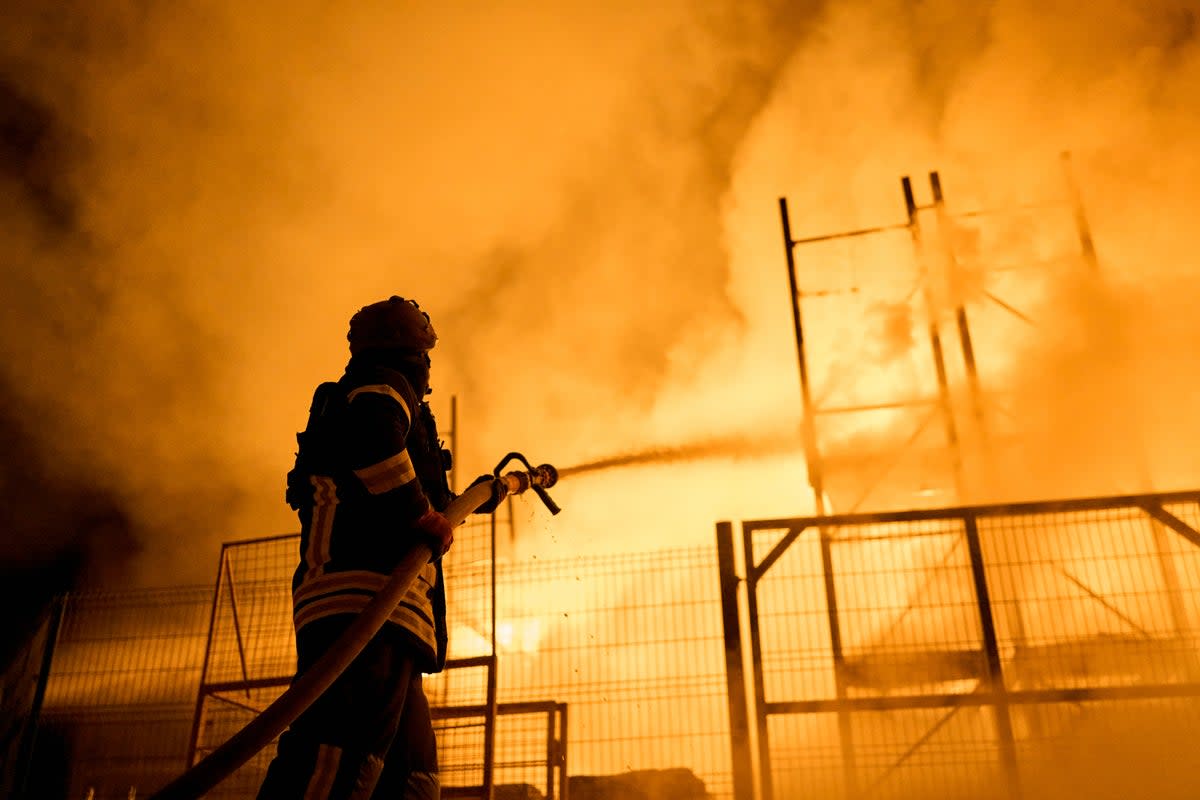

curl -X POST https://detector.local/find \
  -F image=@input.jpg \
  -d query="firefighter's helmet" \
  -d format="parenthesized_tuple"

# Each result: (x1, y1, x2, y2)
(347, 296, 438, 355)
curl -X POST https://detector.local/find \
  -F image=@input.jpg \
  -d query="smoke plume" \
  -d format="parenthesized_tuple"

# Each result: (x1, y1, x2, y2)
(1, 1, 1199, 656)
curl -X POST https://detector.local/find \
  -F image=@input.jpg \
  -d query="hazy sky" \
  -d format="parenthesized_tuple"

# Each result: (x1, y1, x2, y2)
(1, 0, 1198, 603)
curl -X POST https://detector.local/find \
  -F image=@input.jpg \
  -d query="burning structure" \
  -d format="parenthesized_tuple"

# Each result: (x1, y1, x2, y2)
(7, 157, 1200, 800)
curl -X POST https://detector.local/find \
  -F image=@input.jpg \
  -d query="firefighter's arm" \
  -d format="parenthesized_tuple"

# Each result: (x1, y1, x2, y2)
(345, 384, 455, 559)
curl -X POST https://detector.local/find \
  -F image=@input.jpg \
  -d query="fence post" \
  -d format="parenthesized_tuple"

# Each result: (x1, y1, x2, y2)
(717, 522, 755, 800)
(13, 593, 67, 800)
(963, 512, 1021, 799)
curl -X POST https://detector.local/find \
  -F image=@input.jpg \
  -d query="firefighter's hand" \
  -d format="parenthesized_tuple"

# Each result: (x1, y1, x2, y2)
(415, 507, 454, 561)
(469, 474, 504, 515)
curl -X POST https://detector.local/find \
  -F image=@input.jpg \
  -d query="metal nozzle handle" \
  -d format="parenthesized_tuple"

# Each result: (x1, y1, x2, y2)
(493, 453, 562, 515)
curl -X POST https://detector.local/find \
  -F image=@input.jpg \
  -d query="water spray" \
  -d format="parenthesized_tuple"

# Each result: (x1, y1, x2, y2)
(149, 453, 559, 800)
(556, 429, 805, 479)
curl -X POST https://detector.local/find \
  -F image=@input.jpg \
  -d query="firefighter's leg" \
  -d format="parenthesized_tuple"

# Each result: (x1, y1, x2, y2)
(256, 618, 415, 799)
(371, 672, 439, 799)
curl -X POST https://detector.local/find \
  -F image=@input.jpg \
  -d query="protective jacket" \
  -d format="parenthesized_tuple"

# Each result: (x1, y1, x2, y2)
(285, 353, 453, 672)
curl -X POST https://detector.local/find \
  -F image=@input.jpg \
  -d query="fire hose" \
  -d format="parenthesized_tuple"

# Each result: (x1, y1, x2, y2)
(149, 454, 559, 800)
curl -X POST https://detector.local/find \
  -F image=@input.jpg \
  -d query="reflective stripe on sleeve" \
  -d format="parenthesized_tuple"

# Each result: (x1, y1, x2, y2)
(354, 450, 418, 494)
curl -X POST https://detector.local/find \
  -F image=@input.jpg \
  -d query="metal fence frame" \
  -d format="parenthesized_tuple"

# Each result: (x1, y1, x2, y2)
(0, 597, 64, 799)
(719, 489, 1200, 800)
(186, 528, 534, 798)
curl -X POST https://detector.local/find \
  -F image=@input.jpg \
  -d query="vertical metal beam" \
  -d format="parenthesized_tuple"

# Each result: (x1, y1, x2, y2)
(223, 557, 252, 694)
(186, 546, 231, 768)
(717, 522, 755, 800)
(545, 706, 556, 799)
(962, 513, 1021, 799)
(744, 528, 774, 800)
(819, 531, 858, 798)
(779, 197, 827, 515)
(558, 703, 569, 800)
(929, 171, 988, 456)
(1060, 151, 1099, 272)
(14, 593, 67, 800)
(486, 481, 499, 800)
(903, 176, 966, 503)
(482, 656, 497, 800)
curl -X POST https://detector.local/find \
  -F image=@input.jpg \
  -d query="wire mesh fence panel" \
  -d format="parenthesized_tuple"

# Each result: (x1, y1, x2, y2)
(767, 705, 1010, 800)
(36, 706, 197, 800)
(0, 600, 59, 799)
(190, 683, 288, 799)
(32, 586, 214, 800)
(487, 546, 731, 795)
(740, 491, 1200, 800)
(34, 521, 729, 797)
(434, 704, 565, 797)
(847, 705, 1008, 800)
(43, 587, 214, 710)
(206, 536, 298, 687)
(34, 491, 1200, 800)
(980, 507, 1200, 691)
(751, 525, 838, 701)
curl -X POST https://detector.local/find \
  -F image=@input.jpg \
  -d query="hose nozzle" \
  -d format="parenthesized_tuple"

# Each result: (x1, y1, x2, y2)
(532, 463, 557, 489)
(493, 453, 561, 515)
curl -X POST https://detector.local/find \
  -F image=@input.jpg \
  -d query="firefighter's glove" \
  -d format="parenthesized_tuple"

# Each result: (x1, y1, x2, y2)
(469, 474, 505, 515)
(415, 507, 454, 562)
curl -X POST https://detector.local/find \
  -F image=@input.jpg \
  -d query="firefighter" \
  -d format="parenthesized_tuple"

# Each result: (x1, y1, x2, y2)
(256, 296, 496, 800)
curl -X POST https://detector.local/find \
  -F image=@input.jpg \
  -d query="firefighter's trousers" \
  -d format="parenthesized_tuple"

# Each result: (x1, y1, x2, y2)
(255, 616, 439, 799)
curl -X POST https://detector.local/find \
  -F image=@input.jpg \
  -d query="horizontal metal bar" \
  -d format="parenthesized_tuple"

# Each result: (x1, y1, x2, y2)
(200, 676, 290, 694)
(741, 520, 807, 536)
(833, 525, 963, 543)
(766, 681, 1200, 715)
(734, 490, 1200, 530)
(789, 221, 911, 245)
(206, 692, 268, 716)
(433, 701, 562, 720)
(952, 202, 1064, 219)
(817, 399, 938, 415)
(220, 531, 303, 548)
(444, 655, 496, 670)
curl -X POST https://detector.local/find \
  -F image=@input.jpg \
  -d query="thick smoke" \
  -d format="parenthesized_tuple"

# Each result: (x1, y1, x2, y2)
(0, 0, 1198, 638)
(0, 3, 814, 603)
(717, 0, 1200, 514)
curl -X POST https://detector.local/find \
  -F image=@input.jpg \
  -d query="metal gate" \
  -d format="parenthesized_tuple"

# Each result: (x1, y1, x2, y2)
(719, 489, 1200, 800)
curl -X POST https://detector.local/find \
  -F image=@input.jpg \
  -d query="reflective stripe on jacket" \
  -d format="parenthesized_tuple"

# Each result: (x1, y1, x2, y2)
(288, 358, 452, 672)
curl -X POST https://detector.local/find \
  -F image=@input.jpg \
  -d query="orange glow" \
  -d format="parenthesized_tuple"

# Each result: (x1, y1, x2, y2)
(1, 0, 1195, 584)
(4, 2, 1200, 795)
